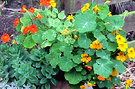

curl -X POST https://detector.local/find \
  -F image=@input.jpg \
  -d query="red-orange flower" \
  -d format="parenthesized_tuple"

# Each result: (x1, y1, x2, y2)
(12, 40, 17, 44)
(34, 13, 44, 19)
(23, 26, 29, 34)
(29, 24, 37, 33)
(13, 18, 19, 26)
(40, 0, 51, 6)
(20, 5, 26, 13)
(28, 7, 35, 14)
(1, 33, 10, 43)
(97, 75, 105, 81)
(85, 65, 92, 72)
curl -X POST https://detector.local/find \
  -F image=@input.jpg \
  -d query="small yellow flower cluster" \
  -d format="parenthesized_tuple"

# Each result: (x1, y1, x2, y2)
(116, 35, 128, 52)
(116, 52, 127, 62)
(92, 5, 100, 13)
(90, 40, 102, 50)
(81, 53, 91, 63)
(67, 14, 73, 20)
(81, 3, 90, 13)
(126, 79, 132, 89)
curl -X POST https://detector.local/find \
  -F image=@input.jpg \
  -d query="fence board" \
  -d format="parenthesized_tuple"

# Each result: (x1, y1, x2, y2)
(66, 0, 131, 14)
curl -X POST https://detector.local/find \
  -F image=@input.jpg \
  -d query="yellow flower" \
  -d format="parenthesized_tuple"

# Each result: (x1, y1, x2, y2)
(119, 28, 122, 30)
(126, 79, 132, 89)
(111, 68, 118, 76)
(67, 14, 73, 20)
(116, 52, 127, 62)
(87, 82, 96, 87)
(116, 35, 126, 44)
(80, 85, 86, 89)
(108, 12, 112, 16)
(81, 3, 90, 13)
(106, 77, 111, 81)
(61, 28, 68, 34)
(81, 53, 88, 58)
(90, 40, 102, 50)
(73, 34, 78, 40)
(81, 53, 91, 63)
(111, 30, 119, 36)
(92, 5, 100, 13)
(50, 0, 56, 8)
(118, 43, 128, 52)
(127, 47, 135, 59)
(105, 1, 111, 4)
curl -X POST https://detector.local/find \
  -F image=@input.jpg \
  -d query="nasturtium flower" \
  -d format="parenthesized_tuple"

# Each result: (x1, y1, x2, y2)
(116, 35, 126, 44)
(73, 34, 78, 40)
(111, 30, 119, 36)
(13, 18, 19, 26)
(1, 33, 10, 43)
(34, 13, 44, 19)
(107, 22, 110, 25)
(12, 40, 17, 44)
(90, 40, 102, 50)
(105, 1, 111, 4)
(111, 68, 118, 76)
(81, 53, 88, 58)
(80, 85, 86, 89)
(61, 28, 68, 34)
(92, 5, 100, 13)
(97, 75, 105, 81)
(118, 43, 128, 52)
(81, 54, 91, 63)
(40, 0, 51, 6)
(119, 28, 122, 30)
(50, 0, 56, 8)
(87, 82, 96, 87)
(85, 65, 92, 72)
(108, 12, 112, 16)
(127, 47, 135, 59)
(67, 14, 73, 20)
(126, 79, 132, 89)
(81, 3, 90, 13)
(29, 24, 37, 33)
(20, 5, 26, 13)
(28, 7, 35, 14)
(106, 77, 111, 81)
(23, 26, 29, 34)
(116, 52, 127, 62)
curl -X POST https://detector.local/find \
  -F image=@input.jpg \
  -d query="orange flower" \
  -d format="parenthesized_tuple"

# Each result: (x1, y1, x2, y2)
(80, 85, 86, 89)
(13, 18, 19, 26)
(97, 75, 105, 81)
(90, 40, 102, 50)
(116, 52, 127, 62)
(85, 65, 92, 72)
(20, 5, 26, 13)
(34, 13, 44, 19)
(12, 40, 17, 44)
(40, 0, 51, 6)
(111, 68, 119, 76)
(61, 28, 68, 34)
(28, 7, 35, 14)
(29, 24, 37, 33)
(23, 26, 29, 34)
(1, 33, 10, 43)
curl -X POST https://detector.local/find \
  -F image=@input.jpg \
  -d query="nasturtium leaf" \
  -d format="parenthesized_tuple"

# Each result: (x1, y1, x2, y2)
(112, 60, 125, 73)
(63, 46, 73, 56)
(119, 30, 126, 38)
(74, 10, 96, 33)
(41, 40, 52, 48)
(58, 56, 74, 72)
(104, 15, 125, 32)
(112, 76, 120, 85)
(85, 49, 95, 56)
(105, 80, 113, 88)
(107, 42, 117, 52)
(40, 17, 46, 24)
(107, 34, 116, 42)
(96, 50, 110, 60)
(51, 11, 57, 18)
(42, 29, 56, 41)
(75, 65, 83, 72)
(96, 22, 105, 31)
(97, 81, 106, 88)
(93, 30, 106, 42)
(56, 25, 66, 33)
(20, 17, 31, 27)
(48, 18, 54, 26)
(93, 59, 113, 78)
(64, 20, 72, 28)
(77, 34, 92, 49)
(64, 35, 75, 45)
(98, 10, 109, 20)
(23, 35, 36, 48)
(65, 70, 83, 84)
(40, 77, 47, 84)
(32, 30, 44, 43)
(53, 8, 58, 13)
(72, 55, 82, 64)
(15, 34, 25, 44)
(100, 40, 108, 49)
(58, 11, 66, 20)
(53, 18, 61, 27)
(87, 56, 96, 67)
(15, 22, 22, 32)
(81, 69, 87, 75)
(57, 34, 64, 42)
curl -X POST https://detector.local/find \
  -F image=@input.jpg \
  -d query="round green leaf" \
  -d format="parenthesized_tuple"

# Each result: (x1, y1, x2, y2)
(96, 50, 110, 60)
(107, 42, 117, 52)
(77, 34, 92, 49)
(58, 11, 66, 20)
(107, 34, 116, 42)
(74, 10, 96, 33)
(20, 17, 31, 27)
(72, 55, 82, 64)
(112, 76, 120, 85)
(23, 35, 36, 48)
(32, 30, 44, 43)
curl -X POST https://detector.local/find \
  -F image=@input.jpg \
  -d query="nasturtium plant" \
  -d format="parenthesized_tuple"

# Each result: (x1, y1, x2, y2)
(0, 0, 134, 89)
